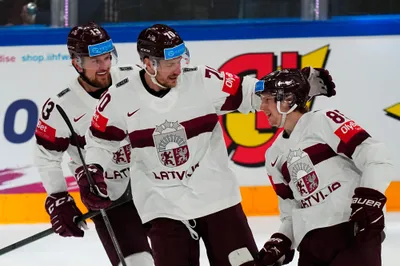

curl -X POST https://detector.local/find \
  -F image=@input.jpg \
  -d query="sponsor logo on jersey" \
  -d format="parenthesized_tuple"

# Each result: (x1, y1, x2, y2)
(91, 110, 108, 132)
(153, 120, 190, 168)
(73, 113, 86, 122)
(35, 119, 56, 142)
(384, 102, 400, 121)
(127, 109, 140, 117)
(334, 120, 364, 143)
(221, 71, 241, 95)
(270, 156, 279, 167)
(217, 45, 330, 167)
(118, 66, 133, 71)
(287, 149, 319, 197)
(57, 88, 70, 98)
(116, 77, 129, 88)
(183, 67, 198, 73)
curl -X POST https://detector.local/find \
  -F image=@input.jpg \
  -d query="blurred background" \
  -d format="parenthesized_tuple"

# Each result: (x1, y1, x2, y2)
(0, 0, 400, 230)
(0, 1, 400, 265)
(1, 0, 400, 27)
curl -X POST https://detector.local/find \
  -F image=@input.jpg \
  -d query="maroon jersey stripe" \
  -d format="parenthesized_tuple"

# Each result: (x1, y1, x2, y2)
(129, 113, 219, 149)
(337, 130, 370, 159)
(90, 126, 127, 142)
(35, 134, 69, 152)
(36, 134, 87, 151)
(275, 183, 295, 200)
(220, 81, 243, 111)
(281, 143, 337, 183)
(269, 175, 295, 200)
(70, 134, 86, 148)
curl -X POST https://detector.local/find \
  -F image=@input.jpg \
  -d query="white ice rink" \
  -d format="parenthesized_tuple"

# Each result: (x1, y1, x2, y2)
(1, 213, 399, 266)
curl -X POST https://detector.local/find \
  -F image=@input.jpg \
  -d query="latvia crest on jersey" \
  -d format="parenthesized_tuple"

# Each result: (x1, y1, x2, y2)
(287, 149, 319, 197)
(153, 120, 190, 168)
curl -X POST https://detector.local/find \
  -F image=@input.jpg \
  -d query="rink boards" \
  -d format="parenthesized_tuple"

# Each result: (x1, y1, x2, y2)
(0, 18, 399, 223)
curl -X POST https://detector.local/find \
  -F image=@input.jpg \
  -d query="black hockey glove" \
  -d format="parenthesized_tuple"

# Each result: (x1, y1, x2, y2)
(350, 187, 386, 242)
(256, 233, 294, 266)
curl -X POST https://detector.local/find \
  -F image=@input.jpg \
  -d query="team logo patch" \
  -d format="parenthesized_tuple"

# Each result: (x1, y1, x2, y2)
(153, 120, 190, 168)
(287, 149, 319, 197)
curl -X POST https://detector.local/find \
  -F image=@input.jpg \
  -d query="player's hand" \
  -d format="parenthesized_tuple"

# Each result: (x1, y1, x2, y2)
(256, 233, 294, 266)
(45, 192, 87, 237)
(75, 164, 112, 210)
(301, 66, 336, 99)
(350, 187, 386, 242)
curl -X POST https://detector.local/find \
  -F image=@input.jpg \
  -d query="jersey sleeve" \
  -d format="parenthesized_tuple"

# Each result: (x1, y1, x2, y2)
(316, 109, 394, 194)
(85, 86, 128, 169)
(33, 98, 70, 194)
(198, 65, 259, 115)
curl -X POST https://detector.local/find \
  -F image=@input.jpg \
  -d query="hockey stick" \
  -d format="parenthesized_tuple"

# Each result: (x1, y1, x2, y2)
(55, 104, 127, 266)
(0, 198, 129, 256)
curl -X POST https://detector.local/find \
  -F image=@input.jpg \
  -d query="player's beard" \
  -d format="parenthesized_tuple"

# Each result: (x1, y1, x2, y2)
(158, 74, 180, 88)
(84, 70, 112, 89)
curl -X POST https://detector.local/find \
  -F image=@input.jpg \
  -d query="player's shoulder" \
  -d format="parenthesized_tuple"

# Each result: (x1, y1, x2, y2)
(111, 64, 141, 74)
(107, 73, 136, 99)
(40, 87, 71, 109)
(182, 65, 200, 73)
(180, 65, 201, 80)
(307, 108, 352, 125)
(37, 88, 72, 127)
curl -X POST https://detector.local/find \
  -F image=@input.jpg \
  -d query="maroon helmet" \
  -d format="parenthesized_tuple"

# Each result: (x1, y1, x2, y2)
(67, 22, 115, 59)
(137, 24, 186, 61)
(255, 69, 310, 108)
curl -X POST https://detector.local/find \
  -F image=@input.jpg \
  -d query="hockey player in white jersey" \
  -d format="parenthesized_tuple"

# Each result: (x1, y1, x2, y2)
(254, 69, 395, 266)
(33, 22, 154, 266)
(75, 24, 337, 266)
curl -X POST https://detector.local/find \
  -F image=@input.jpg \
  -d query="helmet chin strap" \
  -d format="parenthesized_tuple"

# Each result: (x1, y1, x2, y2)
(276, 101, 298, 128)
(143, 61, 169, 89)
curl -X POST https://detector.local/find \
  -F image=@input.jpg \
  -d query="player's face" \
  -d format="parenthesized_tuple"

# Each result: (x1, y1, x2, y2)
(260, 94, 284, 127)
(81, 53, 112, 88)
(156, 57, 182, 88)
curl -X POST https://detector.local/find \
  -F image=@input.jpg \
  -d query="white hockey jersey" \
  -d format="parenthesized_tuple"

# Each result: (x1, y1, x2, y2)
(84, 65, 259, 223)
(34, 65, 139, 200)
(265, 109, 395, 248)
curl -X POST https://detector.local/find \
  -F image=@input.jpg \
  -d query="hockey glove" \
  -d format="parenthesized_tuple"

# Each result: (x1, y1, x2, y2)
(75, 164, 112, 210)
(301, 66, 336, 99)
(350, 187, 387, 242)
(45, 192, 87, 237)
(256, 233, 294, 266)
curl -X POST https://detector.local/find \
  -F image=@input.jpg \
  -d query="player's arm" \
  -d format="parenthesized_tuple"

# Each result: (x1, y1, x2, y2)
(76, 85, 128, 210)
(257, 170, 296, 266)
(34, 98, 70, 194)
(317, 109, 394, 194)
(317, 109, 395, 240)
(199, 65, 259, 115)
(34, 98, 85, 237)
